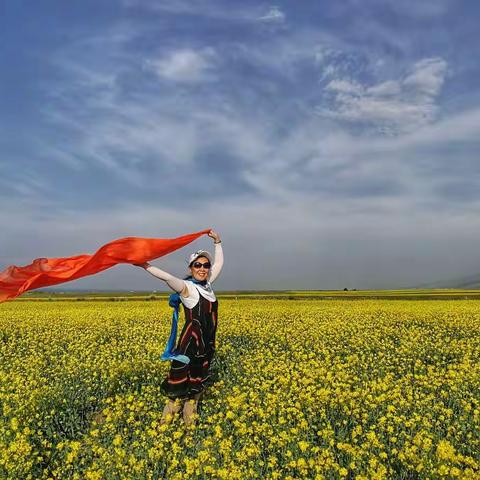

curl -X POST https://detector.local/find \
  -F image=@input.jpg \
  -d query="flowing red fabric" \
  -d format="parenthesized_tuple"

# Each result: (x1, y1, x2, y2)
(0, 229, 211, 302)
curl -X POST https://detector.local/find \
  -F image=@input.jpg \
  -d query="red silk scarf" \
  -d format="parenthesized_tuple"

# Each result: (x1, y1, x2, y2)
(0, 229, 211, 302)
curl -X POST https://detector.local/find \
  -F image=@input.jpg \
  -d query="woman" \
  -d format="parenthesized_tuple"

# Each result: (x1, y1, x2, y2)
(136, 230, 223, 426)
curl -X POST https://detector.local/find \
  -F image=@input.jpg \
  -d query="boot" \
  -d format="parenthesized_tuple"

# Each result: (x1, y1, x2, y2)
(183, 399, 198, 427)
(160, 399, 183, 425)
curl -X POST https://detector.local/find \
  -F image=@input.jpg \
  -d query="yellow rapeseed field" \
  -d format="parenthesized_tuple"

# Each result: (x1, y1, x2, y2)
(0, 299, 479, 479)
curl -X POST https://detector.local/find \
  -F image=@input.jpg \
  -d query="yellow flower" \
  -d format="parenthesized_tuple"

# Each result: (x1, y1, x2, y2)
(298, 441, 309, 452)
(436, 440, 456, 461)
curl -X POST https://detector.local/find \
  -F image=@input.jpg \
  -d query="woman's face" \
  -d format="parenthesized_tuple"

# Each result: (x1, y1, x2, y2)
(190, 256, 211, 281)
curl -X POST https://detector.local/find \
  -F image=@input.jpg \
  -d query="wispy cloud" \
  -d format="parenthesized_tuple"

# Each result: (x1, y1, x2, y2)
(0, 169, 50, 200)
(144, 48, 217, 83)
(36, 23, 471, 212)
(123, 0, 282, 24)
(258, 6, 286, 23)
(318, 57, 448, 135)
(123, 0, 209, 15)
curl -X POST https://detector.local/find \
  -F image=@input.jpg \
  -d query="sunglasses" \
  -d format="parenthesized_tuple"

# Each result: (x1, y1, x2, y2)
(192, 261, 211, 269)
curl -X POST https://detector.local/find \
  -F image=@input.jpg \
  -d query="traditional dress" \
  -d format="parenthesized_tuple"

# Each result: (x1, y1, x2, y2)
(160, 280, 218, 399)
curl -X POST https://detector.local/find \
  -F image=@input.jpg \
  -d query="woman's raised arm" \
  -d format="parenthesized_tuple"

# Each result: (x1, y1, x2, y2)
(208, 231, 223, 283)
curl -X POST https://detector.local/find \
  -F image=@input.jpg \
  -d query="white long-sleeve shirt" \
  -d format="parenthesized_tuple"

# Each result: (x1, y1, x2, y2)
(144, 242, 224, 300)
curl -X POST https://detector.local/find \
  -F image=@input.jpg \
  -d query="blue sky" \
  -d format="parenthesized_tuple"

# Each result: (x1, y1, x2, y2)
(1, 0, 480, 291)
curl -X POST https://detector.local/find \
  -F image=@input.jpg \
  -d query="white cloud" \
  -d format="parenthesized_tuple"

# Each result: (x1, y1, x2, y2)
(123, 0, 212, 15)
(258, 6, 286, 23)
(402, 57, 447, 97)
(366, 80, 401, 97)
(319, 57, 448, 135)
(124, 0, 283, 24)
(144, 48, 216, 83)
(325, 79, 363, 95)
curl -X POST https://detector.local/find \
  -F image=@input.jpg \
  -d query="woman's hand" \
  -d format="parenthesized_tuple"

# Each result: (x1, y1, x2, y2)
(133, 262, 150, 268)
(208, 230, 221, 243)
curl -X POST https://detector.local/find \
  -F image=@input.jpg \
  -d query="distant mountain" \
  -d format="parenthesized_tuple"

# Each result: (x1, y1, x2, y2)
(414, 272, 480, 290)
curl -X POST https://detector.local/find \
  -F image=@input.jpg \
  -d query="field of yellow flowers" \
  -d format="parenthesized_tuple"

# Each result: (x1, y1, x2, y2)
(0, 299, 479, 479)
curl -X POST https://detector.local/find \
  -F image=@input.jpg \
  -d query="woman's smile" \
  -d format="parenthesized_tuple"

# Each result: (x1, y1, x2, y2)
(190, 256, 211, 280)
